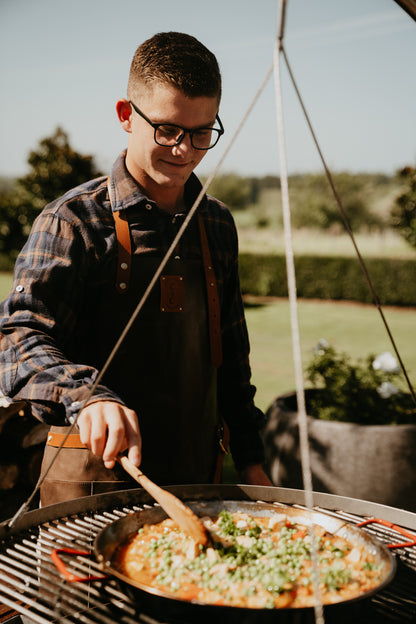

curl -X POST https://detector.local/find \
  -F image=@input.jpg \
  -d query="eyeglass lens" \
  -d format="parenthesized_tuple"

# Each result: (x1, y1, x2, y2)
(155, 125, 220, 150)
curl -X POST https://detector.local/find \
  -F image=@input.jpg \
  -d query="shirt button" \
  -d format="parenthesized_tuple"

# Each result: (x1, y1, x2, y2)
(16, 285, 24, 293)
(120, 262, 128, 270)
(145, 203, 152, 211)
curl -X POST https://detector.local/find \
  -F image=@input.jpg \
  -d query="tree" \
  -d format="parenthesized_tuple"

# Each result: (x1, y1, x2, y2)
(0, 127, 102, 259)
(290, 173, 385, 232)
(390, 166, 416, 248)
(204, 173, 254, 210)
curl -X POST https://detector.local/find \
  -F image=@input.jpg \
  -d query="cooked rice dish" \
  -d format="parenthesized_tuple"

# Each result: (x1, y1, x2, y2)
(115, 510, 385, 609)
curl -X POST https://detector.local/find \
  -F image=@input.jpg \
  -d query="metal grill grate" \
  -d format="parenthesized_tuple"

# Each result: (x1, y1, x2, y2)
(0, 485, 415, 624)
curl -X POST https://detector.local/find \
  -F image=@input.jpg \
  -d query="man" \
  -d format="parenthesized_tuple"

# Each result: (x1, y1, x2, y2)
(0, 32, 271, 505)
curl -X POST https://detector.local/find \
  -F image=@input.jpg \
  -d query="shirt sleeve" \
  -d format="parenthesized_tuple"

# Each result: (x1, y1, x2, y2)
(0, 207, 124, 424)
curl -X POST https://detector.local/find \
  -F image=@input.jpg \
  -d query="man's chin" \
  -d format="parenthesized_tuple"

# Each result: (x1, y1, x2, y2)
(154, 169, 190, 187)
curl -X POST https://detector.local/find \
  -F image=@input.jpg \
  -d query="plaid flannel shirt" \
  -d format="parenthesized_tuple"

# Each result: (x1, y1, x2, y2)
(0, 152, 265, 469)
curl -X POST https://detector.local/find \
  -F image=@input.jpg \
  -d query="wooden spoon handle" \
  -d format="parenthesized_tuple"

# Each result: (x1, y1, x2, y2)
(117, 455, 147, 484)
(117, 455, 208, 546)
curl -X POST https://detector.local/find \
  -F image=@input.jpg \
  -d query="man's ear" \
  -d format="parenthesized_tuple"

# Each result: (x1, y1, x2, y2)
(116, 99, 132, 132)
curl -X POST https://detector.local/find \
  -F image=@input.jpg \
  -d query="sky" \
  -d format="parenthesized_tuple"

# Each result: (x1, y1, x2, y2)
(0, 0, 415, 180)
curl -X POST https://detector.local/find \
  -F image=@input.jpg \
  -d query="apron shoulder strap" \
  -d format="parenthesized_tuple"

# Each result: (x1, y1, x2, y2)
(113, 209, 132, 294)
(107, 178, 132, 294)
(108, 175, 222, 367)
(198, 213, 223, 368)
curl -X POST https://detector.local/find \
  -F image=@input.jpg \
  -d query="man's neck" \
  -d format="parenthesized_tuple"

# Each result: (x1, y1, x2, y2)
(126, 159, 187, 214)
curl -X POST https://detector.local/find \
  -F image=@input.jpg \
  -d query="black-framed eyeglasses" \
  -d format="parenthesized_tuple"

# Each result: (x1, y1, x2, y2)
(129, 100, 224, 150)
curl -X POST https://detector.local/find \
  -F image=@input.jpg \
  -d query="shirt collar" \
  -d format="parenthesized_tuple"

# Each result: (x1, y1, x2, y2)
(108, 151, 207, 214)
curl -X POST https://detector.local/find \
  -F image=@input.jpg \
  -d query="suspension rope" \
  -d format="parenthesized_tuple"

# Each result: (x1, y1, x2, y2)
(82, 62, 273, 399)
(280, 44, 416, 406)
(274, 4, 315, 511)
(274, 2, 324, 622)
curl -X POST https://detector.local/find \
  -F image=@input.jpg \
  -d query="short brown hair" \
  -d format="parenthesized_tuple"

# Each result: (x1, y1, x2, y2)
(127, 32, 222, 103)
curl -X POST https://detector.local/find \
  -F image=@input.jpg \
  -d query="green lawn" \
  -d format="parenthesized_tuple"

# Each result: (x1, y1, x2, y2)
(245, 298, 416, 412)
(0, 272, 12, 298)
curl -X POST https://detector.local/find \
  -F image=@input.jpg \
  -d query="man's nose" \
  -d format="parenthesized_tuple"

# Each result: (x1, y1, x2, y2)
(171, 132, 193, 155)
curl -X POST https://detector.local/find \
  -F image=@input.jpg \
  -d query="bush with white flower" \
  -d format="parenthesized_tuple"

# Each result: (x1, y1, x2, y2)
(305, 341, 416, 424)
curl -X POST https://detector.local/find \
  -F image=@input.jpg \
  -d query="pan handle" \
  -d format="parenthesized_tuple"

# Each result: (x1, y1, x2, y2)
(357, 518, 416, 549)
(51, 548, 107, 582)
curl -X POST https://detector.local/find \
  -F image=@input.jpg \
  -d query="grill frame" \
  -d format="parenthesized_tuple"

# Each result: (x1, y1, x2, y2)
(1, 484, 416, 624)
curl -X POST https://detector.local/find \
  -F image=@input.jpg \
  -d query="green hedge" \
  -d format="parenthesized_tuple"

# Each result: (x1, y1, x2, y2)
(0, 254, 14, 272)
(2, 251, 415, 307)
(239, 253, 416, 307)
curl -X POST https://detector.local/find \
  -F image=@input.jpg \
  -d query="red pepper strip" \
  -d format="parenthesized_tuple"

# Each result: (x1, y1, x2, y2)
(51, 548, 107, 582)
(357, 518, 416, 549)
(292, 528, 307, 540)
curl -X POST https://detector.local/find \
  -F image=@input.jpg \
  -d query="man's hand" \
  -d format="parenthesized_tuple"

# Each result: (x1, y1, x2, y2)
(77, 401, 141, 470)
(238, 463, 273, 486)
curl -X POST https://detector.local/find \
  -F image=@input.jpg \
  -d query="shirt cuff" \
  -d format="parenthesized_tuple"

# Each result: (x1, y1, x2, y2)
(61, 385, 126, 423)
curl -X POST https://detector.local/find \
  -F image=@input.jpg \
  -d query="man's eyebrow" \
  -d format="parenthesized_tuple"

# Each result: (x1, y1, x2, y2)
(193, 120, 216, 129)
(160, 117, 217, 130)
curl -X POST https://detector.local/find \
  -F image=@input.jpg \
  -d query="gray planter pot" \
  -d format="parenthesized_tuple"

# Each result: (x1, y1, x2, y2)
(263, 390, 416, 512)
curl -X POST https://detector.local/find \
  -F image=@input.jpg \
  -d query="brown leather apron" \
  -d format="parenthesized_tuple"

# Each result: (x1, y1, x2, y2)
(40, 205, 227, 506)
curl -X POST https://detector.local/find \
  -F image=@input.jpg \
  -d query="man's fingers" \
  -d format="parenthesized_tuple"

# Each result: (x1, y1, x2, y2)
(127, 443, 141, 467)
(77, 401, 141, 469)
(124, 409, 142, 467)
(101, 411, 125, 466)
(77, 411, 92, 447)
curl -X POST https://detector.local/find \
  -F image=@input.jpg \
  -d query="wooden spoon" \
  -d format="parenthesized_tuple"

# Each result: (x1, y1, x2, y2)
(117, 455, 209, 547)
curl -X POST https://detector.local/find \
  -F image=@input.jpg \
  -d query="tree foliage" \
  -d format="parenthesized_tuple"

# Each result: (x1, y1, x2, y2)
(204, 173, 257, 210)
(0, 127, 102, 259)
(390, 166, 416, 248)
(288, 172, 385, 232)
